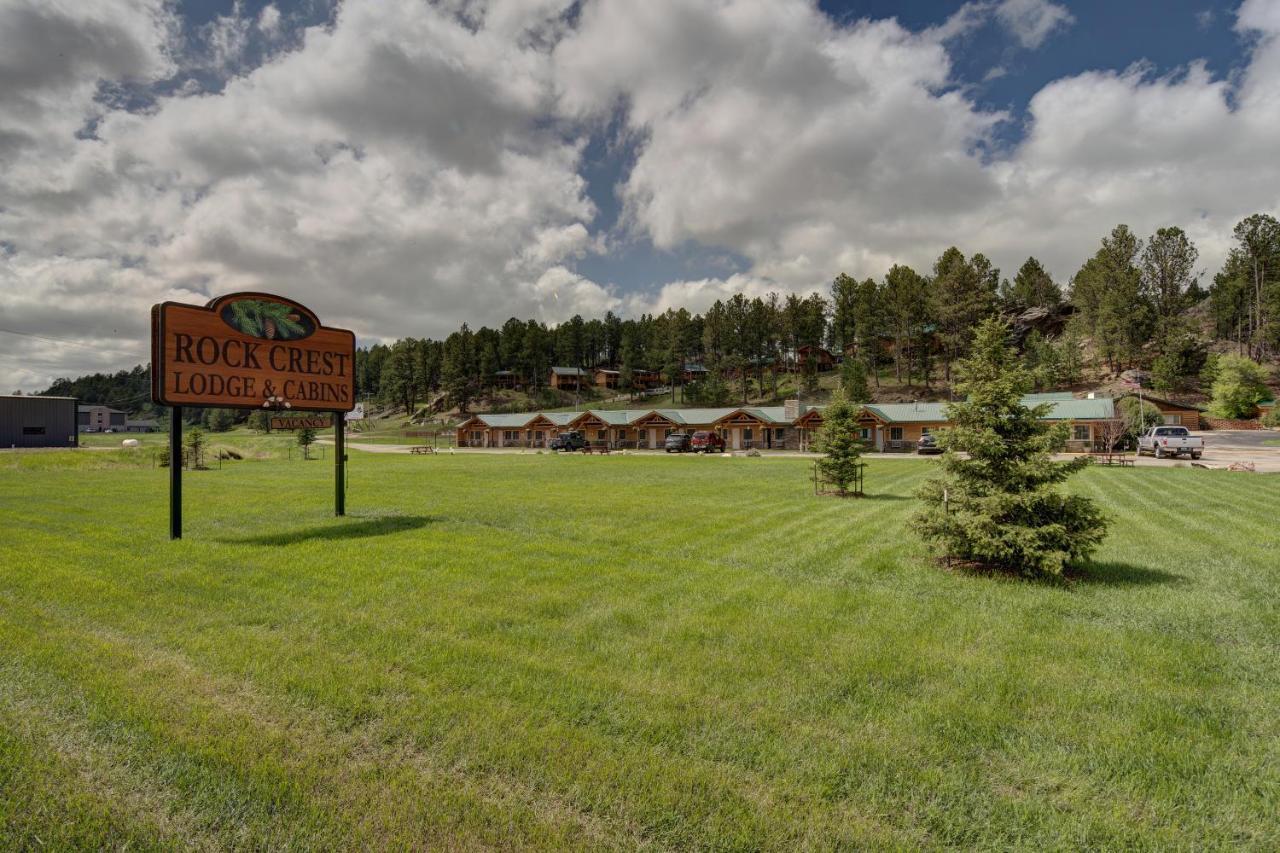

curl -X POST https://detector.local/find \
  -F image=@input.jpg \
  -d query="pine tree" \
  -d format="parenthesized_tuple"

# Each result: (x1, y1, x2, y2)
(814, 391, 865, 496)
(915, 318, 1108, 578)
(839, 356, 870, 402)
(297, 426, 317, 459)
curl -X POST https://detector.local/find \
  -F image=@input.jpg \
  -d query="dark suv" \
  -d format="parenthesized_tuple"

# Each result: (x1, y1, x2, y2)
(664, 433, 692, 453)
(549, 431, 588, 451)
(916, 433, 942, 455)
(690, 430, 726, 453)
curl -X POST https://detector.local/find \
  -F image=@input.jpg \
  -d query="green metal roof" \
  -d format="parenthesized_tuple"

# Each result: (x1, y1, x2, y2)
(1039, 397, 1115, 420)
(863, 402, 950, 423)
(550, 366, 589, 376)
(473, 413, 536, 428)
(460, 394, 1115, 430)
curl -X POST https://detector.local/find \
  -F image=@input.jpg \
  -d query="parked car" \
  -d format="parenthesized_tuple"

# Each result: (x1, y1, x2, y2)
(689, 430, 726, 453)
(549, 431, 588, 452)
(664, 433, 692, 453)
(1136, 425, 1203, 459)
(916, 433, 943, 455)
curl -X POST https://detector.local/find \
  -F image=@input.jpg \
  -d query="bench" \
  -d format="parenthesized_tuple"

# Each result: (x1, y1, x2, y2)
(409, 446, 435, 455)
(581, 445, 611, 455)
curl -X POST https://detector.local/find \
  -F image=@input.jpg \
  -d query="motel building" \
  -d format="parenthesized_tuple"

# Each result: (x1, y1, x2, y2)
(455, 392, 1119, 452)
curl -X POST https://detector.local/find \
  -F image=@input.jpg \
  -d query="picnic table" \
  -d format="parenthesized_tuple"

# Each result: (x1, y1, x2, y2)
(1091, 452, 1133, 467)
(581, 445, 611, 455)
(409, 445, 435, 455)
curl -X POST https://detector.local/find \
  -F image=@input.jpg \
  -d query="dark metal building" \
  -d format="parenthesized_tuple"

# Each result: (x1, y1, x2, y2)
(0, 395, 79, 448)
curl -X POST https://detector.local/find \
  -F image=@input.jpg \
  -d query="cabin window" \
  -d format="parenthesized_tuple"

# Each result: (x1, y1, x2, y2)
(1073, 424, 1091, 441)
(503, 430, 519, 442)
(535, 431, 544, 441)
(470, 430, 483, 442)
(889, 427, 903, 441)
(1162, 414, 1181, 425)
(743, 428, 753, 442)
(774, 428, 785, 440)
(858, 427, 871, 440)
(597, 430, 607, 440)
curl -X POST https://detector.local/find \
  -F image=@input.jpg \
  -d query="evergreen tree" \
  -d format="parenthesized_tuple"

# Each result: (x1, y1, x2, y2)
(1150, 323, 1207, 393)
(932, 247, 999, 384)
(186, 427, 207, 469)
(839, 356, 870, 402)
(915, 318, 1108, 578)
(297, 426, 317, 459)
(247, 411, 271, 434)
(814, 391, 865, 496)
(1003, 257, 1062, 310)
(1071, 225, 1151, 374)
(204, 408, 235, 432)
(883, 264, 930, 385)
(829, 273, 859, 352)
(441, 325, 475, 413)
(1141, 226, 1199, 327)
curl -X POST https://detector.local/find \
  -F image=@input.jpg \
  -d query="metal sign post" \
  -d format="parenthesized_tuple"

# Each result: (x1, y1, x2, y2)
(170, 406, 183, 539)
(334, 410, 345, 516)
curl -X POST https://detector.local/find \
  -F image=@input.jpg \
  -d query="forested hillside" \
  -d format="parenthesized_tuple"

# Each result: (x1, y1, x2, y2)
(38, 215, 1280, 421)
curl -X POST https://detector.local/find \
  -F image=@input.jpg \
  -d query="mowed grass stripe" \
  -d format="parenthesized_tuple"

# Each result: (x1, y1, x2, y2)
(3, 452, 1280, 847)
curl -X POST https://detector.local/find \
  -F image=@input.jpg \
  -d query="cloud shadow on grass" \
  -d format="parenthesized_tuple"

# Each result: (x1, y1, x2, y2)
(220, 515, 437, 546)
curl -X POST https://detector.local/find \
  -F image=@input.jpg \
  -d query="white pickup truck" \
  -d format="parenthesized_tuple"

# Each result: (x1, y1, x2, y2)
(1137, 425, 1203, 460)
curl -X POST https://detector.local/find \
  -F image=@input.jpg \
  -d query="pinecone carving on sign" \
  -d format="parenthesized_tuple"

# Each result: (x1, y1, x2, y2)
(223, 298, 309, 340)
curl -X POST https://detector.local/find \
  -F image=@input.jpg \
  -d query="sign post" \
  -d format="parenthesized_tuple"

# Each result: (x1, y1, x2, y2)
(152, 292, 356, 538)
(170, 406, 182, 540)
(334, 410, 345, 516)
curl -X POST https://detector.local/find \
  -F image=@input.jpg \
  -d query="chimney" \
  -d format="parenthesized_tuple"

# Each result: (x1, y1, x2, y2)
(784, 398, 801, 421)
(1087, 392, 1096, 399)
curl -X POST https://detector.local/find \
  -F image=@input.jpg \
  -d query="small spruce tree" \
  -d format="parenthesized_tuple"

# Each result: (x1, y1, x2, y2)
(297, 427, 317, 459)
(185, 427, 206, 469)
(814, 391, 865, 496)
(915, 318, 1108, 577)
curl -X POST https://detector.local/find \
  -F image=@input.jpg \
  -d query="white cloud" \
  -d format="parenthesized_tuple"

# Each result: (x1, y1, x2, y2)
(4, 0, 1280, 393)
(258, 4, 282, 38)
(1, 0, 598, 389)
(622, 274, 782, 317)
(555, 0, 1280, 297)
(994, 0, 1075, 49)
(925, 0, 1073, 48)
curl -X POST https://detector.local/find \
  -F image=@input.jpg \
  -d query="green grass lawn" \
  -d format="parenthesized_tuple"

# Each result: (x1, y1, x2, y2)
(2, 453, 1278, 848)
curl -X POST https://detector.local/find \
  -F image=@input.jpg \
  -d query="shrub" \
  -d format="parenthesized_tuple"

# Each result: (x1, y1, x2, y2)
(1209, 355, 1270, 418)
(1116, 397, 1161, 438)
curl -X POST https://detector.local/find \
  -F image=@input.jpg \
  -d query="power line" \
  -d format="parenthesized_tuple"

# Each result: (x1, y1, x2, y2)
(0, 327, 147, 359)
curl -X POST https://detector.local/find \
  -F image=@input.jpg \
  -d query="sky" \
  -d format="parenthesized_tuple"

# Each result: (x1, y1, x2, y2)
(2, 0, 1279, 391)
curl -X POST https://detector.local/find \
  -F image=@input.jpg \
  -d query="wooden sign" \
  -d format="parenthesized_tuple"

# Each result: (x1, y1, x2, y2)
(271, 415, 332, 430)
(151, 292, 355, 412)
